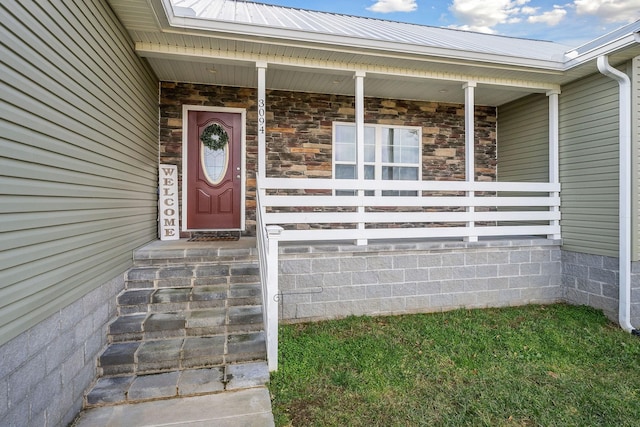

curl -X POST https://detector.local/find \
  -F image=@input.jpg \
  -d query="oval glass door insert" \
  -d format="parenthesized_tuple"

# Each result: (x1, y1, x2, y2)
(200, 124, 229, 185)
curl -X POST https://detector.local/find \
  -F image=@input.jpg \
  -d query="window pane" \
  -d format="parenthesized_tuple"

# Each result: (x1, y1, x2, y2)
(336, 125, 376, 162)
(382, 189, 418, 196)
(381, 166, 419, 181)
(335, 142, 355, 162)
(381, 128, 393, 162)
(382, 128, 420, 164)
(399, 167, 419, 180)
(364, 127, 375, 162)
(336, 164, 356, 179)
(365, 141, 375, 162)
(335, 125, 355, 142)
(364, 165, 374, 180)
(400, 128, 420, 145)
(400, 147, 420, 163)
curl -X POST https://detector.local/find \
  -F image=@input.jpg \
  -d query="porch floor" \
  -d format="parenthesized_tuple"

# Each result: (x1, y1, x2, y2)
(136, 236, 258, 252)
(139, 235, 560, 254)
(278, 236, 561, 252)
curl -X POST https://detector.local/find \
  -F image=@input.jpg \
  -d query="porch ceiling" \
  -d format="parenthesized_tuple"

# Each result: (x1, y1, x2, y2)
(146, 57, 548, 105)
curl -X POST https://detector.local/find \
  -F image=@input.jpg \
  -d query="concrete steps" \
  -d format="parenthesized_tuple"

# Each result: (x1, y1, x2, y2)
(85, 239, 268, 408)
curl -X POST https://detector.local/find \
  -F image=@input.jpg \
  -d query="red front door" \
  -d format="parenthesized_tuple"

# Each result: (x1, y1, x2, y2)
(186, 110, 242, 229)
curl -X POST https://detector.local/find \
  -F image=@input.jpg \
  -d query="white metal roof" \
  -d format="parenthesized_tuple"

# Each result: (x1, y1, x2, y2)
(170, 0, 570, 64)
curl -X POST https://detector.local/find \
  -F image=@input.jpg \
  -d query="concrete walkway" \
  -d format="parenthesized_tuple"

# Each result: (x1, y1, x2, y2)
(73, 387, 275, 427)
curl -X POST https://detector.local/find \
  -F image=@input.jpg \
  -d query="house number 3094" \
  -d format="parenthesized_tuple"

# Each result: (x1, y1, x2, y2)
(258, 98, 265, 134)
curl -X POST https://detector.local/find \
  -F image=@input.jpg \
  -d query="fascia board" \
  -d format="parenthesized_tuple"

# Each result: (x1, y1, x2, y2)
(135, 41, 560, 91)
(563, 32, 640, 70)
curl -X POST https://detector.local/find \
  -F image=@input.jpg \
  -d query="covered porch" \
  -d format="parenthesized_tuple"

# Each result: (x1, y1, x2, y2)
(154, 62, 563, 242)
(141, 6, 565, 245)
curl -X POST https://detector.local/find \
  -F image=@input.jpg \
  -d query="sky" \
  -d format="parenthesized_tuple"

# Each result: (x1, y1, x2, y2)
(255, 0, 640, 48)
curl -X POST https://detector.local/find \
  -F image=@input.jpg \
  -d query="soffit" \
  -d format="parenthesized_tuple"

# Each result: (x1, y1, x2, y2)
(148, 57, 547, 106)
(108, 0, 163, 32)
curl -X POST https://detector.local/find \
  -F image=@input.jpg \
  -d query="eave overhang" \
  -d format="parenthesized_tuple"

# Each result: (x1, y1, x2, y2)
(107, 0, 640, 105)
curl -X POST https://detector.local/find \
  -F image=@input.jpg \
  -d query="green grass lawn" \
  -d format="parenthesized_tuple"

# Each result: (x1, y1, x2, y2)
(268, 304, 640, 426)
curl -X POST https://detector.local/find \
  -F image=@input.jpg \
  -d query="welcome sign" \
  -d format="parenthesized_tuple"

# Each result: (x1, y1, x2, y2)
(159, 164, 180, 240)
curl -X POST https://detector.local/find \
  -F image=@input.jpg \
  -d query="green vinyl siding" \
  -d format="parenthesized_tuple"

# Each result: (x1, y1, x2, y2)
(559, 72, 620, 257)
(498, 93, 549, 182)
(0, 0, 159, 345)
(496, 94, 549, 227)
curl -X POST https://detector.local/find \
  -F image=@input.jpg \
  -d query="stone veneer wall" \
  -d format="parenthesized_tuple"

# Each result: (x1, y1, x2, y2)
(160, 83, 497, 236)
(0, 276, 123, 427)
(277, 239, 561, 321)
(562, 250, 640, 326)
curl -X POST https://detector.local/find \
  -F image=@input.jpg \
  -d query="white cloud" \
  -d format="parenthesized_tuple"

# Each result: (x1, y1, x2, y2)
(451, 24, 498, 33)
(367, 0, 418, 13)
(448, 0, 571, 33)
(448, 0, 528, 33)
(528, 7, 567, 26)
(520, 6, 538, 14)
(574, 0, 640, 23)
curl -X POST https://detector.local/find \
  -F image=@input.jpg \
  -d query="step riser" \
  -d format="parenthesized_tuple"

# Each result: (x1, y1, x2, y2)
(99, 332, 266, 376)
(125, 264, 260, 289)
(117, 285, 261, 316)
(126, 276, 260, 289)
(108, 323, 264, 343)
(134, 257, 257, 266)
(109, 305, 263, 340)
(86, 361, 269, 408)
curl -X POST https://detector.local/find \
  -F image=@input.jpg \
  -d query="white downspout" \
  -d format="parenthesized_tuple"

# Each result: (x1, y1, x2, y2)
(596, 55, 638, 334)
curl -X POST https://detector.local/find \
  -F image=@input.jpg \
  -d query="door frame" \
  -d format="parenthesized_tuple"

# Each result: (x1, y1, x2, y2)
(181, 105, 246, 232)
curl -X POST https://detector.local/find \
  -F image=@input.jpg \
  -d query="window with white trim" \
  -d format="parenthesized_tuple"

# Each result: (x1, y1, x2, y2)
(333, 122, 422, 196)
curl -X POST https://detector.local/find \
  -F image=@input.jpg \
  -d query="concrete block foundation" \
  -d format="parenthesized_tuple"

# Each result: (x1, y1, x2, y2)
(562, 250, 640, 326)
(0, 275, 123, 427)
(277, 238, 563, 322)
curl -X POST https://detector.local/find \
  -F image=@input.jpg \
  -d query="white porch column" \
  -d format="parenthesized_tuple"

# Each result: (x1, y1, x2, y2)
(257, 61, 268, 180)
(547, 89, 561, 240)
(463, 81, 477, 242)
(355, 71, 367, 245)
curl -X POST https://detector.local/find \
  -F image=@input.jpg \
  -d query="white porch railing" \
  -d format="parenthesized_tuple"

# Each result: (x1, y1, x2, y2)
(256, 183, 282, 372)
(260, 178, 560, 241)
(256, 177, 560, 370)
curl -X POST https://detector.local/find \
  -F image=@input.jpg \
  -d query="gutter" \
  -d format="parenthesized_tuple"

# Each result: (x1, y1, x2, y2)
(596, 55, 639, 335)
